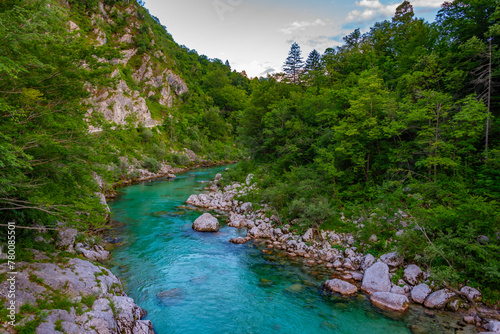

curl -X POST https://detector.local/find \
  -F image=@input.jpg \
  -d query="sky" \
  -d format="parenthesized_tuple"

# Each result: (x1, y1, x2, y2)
(142, 0, 446, 78)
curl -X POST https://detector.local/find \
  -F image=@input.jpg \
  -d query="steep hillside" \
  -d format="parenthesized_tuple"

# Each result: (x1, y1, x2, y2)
(0, 0, 249, 230)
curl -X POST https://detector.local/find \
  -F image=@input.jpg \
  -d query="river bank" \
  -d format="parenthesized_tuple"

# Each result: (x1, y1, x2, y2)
(0, 160, 233, 333)
(184, 171, 500, 334)
(0, 230, 154, 333)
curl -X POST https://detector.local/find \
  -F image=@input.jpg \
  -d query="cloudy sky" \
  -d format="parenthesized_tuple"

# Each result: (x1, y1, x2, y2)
(142, 0, 446, 78)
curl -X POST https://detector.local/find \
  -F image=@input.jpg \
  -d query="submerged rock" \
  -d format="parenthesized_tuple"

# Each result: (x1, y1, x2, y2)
(370, 292, 410, 313)
(157, 288, 186, 306)
(192, 213, 219, 232)
(284, 284, 305, 294)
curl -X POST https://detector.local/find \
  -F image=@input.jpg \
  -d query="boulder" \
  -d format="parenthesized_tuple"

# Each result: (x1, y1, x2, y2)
(379, 252, 404, 268)
(487, 320, 500, 333)
(403, 264, 423, 286)
(186, 194, 199, 205)
(390, 285, 406, 295)
(460, 286, 482, 302)
(192, 213, 219, 232)
(324, 279, 358, 296)
(75, 243, 110, 262)
(302, 228, 314, 242)
(370, 292, 410, 313)
(424, 289, 456, 309)
(344, 248, 356, 259)
(214, 173, 222, 181)
(361, 254, 376, 271)
(361, 261, 391, 295)
(411, 283, 432, 304)
(57, 228, 78, 252)
(241, 202, 253, 213)
(229, 237, 251, 244)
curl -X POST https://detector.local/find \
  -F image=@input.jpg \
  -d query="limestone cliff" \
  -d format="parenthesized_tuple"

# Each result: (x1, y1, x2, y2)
(70, 1, 188, 130)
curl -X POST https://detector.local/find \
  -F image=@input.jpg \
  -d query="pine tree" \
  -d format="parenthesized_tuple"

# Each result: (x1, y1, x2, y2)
(283, 42, 304, 84)
(225, 59, 231, 71)
(304, 49, 322, 73)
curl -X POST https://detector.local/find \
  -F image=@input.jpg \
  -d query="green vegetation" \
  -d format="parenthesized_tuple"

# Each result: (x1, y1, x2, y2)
(1, 0, 499, 321)
(0, 0, 246, 234)
(233, 0, 500, 300)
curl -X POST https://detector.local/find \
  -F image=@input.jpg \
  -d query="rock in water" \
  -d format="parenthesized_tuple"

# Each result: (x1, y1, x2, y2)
(284, 284, 305, 294)
(324, 279, 358, 296)
(361, 261, 391, 295)
(229, 237, 251, 244)
(192, 213, 219, 232)
(370, 292, 410, 313)
(157, 288, 185, 306)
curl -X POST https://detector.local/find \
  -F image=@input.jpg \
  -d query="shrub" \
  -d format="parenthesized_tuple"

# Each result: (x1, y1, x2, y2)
(141, 157, 160, 173)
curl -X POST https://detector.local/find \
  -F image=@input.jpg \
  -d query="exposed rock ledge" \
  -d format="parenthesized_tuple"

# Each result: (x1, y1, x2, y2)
(0, 253, 153, 334)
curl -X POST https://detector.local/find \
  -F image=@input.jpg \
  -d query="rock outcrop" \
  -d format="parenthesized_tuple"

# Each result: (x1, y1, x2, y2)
(0, 256, 152, 333)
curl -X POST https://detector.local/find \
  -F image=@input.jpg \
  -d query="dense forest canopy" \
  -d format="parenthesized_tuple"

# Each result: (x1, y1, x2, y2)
(232, 0, 500, 300)
(1, 0, 499, 304)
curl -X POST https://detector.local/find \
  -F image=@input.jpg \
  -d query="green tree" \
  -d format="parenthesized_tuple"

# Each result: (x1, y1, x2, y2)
(283, 42, 304, 84)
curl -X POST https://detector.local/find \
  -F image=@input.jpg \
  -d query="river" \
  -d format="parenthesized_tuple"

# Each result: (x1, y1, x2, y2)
(107, 165, 468, 334)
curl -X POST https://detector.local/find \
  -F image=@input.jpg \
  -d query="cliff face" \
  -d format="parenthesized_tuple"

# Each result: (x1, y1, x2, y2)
(69, 1, 188, 130)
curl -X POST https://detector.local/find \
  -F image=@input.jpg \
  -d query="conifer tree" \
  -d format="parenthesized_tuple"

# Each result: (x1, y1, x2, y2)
(283, 42, 304, 84)
(304, 49, 322, 73)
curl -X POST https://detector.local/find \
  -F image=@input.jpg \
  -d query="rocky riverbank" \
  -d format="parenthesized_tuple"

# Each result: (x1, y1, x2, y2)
(0, 227, 154, 334)
(185, 173, 500, 334)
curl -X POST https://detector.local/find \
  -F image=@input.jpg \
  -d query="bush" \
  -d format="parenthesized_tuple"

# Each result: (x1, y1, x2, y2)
(141, 157, 160, 173)
(166, 153, 190, 166)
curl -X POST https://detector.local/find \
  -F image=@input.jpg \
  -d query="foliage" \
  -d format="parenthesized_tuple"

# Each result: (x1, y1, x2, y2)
(235, 0, 500, 296)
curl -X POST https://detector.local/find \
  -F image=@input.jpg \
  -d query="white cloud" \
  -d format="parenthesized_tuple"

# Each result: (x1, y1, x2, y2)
(346, 0, 444, 23)
(412, 0, 443, 7)
(280, 19, 326, 34)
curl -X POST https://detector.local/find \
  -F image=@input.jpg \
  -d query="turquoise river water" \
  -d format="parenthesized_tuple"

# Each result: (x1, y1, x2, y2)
(107, 165, 468, 334)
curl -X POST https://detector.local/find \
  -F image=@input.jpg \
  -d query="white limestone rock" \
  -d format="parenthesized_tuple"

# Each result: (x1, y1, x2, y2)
(192, 213, 219, 232)
(361, 261, 391, 295)
(411, 283, 432, 304)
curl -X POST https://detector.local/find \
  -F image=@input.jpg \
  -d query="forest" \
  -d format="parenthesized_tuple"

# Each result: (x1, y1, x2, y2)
(0, 0, 499, 305)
